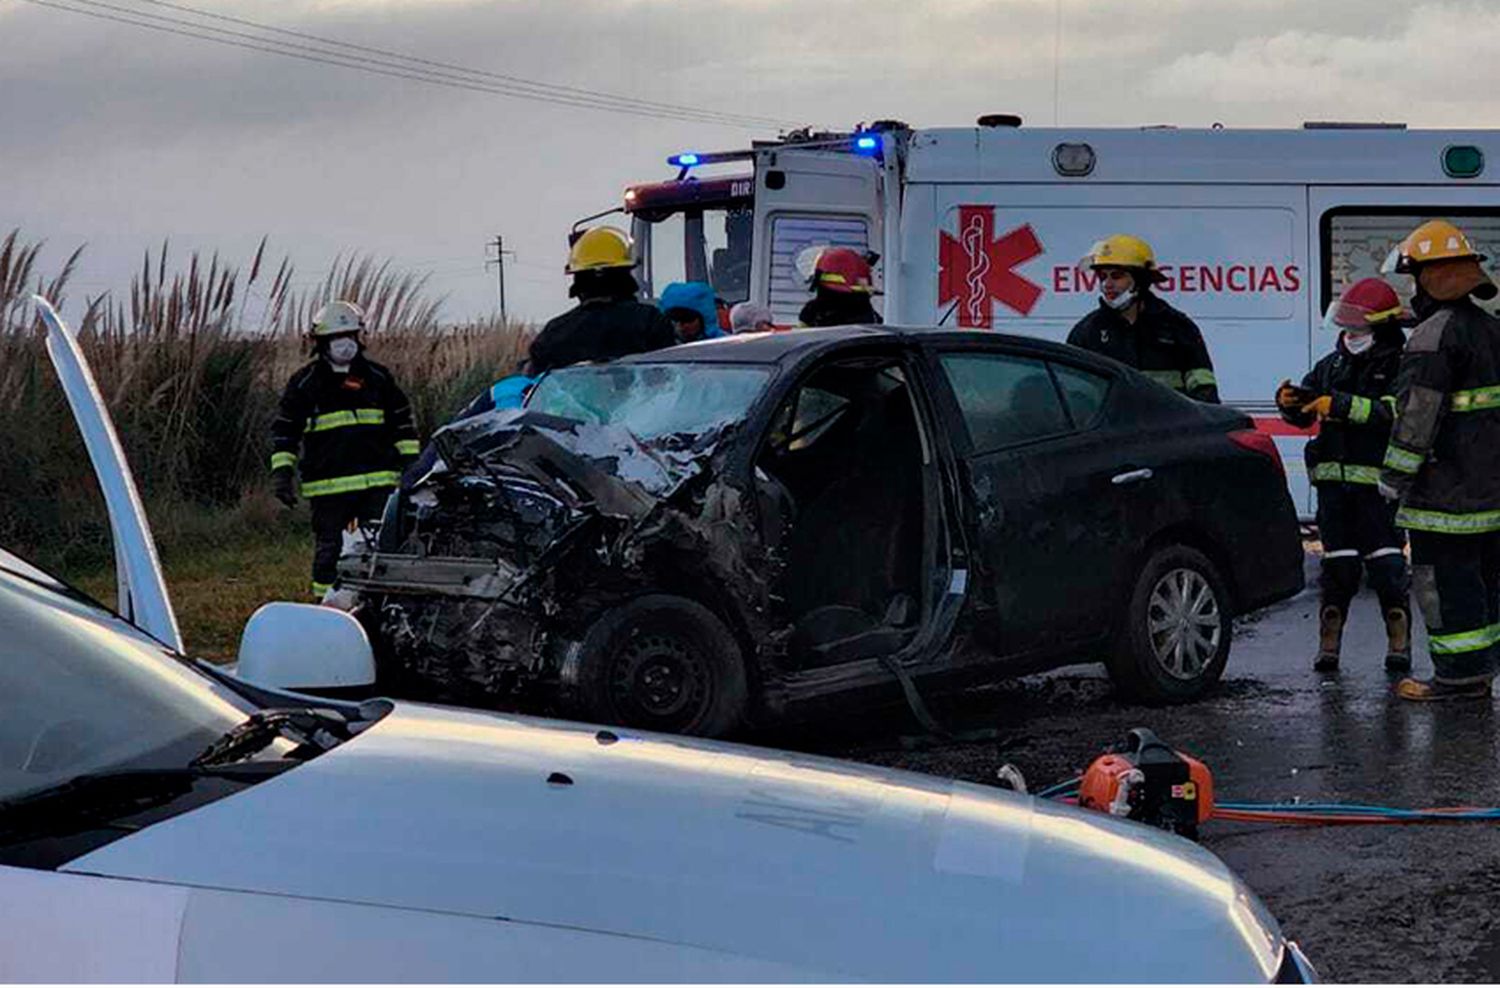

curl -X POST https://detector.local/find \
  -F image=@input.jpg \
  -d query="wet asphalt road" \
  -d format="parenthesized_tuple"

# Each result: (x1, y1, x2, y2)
(767, 552, 1500, 983)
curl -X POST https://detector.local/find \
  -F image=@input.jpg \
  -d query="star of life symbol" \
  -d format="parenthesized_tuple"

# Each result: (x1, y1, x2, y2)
(938, 206, 1045, 326)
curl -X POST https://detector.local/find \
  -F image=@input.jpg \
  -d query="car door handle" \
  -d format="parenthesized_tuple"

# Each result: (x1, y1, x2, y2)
(1111, 468, 1154, 486)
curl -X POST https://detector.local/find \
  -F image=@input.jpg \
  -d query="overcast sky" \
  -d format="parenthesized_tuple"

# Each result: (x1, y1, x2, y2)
(5, 0, 1497, 325)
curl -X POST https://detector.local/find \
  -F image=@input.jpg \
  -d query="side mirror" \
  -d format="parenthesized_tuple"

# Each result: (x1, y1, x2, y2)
(235, 602, 376, 691)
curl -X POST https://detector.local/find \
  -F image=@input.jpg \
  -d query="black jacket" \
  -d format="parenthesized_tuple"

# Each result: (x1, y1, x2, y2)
(1282, 326, 1404, 486)
(1066, 294, 1219, 402)
(528, 298, 676, 375)
(270, 355, 418, 497)
(798, 290, 881, 328)
(1381, 298, 1500, 532)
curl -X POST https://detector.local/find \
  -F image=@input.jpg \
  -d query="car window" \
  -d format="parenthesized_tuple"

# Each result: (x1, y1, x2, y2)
(787, 387, 850, 451)
(1050, 363, 1111, 430)
(939, 353, 1070, 453)
(528, 363, 770, 441)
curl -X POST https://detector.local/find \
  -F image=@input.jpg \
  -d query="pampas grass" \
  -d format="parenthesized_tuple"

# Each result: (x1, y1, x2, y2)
(0, 229, 531, 570)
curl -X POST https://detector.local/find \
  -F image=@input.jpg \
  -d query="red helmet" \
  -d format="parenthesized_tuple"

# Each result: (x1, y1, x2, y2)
(1324, 277, 1405, 330)
(808, 246, 876, 294)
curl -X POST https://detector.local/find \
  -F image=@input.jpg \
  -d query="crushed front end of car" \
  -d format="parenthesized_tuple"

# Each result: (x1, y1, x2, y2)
(336, 407, 772, 722)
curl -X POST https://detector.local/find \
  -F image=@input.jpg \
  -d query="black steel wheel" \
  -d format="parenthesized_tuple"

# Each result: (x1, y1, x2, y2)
(573, 594, 747, 737)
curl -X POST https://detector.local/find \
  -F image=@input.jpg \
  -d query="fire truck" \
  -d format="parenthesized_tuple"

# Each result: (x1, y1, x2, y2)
(585, 118, 1500, 515)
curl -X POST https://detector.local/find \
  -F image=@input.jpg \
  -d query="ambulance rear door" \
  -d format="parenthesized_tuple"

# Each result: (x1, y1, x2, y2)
(751, 148, 883, 325)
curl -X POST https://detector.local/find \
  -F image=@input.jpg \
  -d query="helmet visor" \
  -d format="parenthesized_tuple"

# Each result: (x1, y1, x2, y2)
(1322, 297, 1405, 332)
(794, 245, 827, 285)
(1379, 246, 1409, 275)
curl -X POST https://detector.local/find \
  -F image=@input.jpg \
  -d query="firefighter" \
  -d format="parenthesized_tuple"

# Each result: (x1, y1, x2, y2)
(1378, 219, 1500, 701)
(270, 300, 419, 599)
(1276, 277, 1411, 673)
(528, 226, 676, 375)
(796, 246, 882, 327)
(1067, 234, 1220, 402)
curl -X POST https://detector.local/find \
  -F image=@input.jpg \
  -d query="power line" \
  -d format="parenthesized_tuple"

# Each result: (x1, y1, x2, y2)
(124, 0, 793, 129)
(28, 0, 777, 128)
(19, 0, 799, 129)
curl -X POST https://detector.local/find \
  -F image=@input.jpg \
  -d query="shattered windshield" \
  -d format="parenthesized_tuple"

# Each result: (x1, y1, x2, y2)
(528, 364, 770, 441)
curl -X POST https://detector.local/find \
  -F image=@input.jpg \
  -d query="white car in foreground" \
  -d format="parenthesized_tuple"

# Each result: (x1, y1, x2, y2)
(0, 299, 1316, 982)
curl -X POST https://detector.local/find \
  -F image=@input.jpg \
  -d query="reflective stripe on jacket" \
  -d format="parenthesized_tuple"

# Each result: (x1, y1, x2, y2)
(270, 355, 419, 497)
(1065, 294, 1219, 403)
(1281, 326, 1403, 487)
(1380, 299, 1500, 533)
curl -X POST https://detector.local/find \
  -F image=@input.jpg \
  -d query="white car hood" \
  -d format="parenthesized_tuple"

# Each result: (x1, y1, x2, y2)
(65, 703, 1282, 982)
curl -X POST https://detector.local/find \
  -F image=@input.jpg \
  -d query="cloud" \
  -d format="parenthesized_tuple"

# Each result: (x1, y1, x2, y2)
(1145, 3, 1500, 124)
(7, 0, 1500, 324)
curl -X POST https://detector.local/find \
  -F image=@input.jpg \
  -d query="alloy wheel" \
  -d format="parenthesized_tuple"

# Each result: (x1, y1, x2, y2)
(1145, 567, 1222, 681)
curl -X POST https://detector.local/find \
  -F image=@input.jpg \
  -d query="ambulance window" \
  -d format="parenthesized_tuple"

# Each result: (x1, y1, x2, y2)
(1322, 209, 1500, 315)
(1050, 363, 1110, 430)
(939, 353, 1070, 453)
(768, 214, 871, 324)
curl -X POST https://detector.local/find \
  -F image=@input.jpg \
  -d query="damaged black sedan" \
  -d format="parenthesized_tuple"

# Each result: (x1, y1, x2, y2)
(338, 327, 1304, 737)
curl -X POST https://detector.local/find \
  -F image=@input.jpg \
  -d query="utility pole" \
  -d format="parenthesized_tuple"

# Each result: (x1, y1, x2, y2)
(485, 235, 516, 323)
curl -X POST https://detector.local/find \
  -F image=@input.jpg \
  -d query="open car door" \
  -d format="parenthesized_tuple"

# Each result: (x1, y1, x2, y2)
(32, 296, 182, 652)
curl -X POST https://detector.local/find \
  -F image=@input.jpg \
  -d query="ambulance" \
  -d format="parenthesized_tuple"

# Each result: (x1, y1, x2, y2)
(595, 118, 1500, 516)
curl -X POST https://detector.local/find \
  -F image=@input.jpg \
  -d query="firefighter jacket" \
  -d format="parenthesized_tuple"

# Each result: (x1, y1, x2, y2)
(270, 355, 419, 497)
(528, 297, 676, 375)
(1281, 325, 1404, 487)
(798, 289, 881, 328)
(1381, 297, 1500, 534)
(1066, 294, 1220, 402)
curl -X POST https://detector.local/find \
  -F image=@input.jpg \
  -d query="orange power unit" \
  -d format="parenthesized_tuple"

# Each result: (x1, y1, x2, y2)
(1077, 728, 1215, 839)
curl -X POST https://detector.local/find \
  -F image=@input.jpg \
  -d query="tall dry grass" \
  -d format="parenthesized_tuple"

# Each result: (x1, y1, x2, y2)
(0, 229, 531, 573)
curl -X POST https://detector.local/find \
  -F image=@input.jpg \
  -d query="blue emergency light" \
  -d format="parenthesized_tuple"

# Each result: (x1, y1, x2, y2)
(854, 135, 879, 152)
(669, 152, 701, 167)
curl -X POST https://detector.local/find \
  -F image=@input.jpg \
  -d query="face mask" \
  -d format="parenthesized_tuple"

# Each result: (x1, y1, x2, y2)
(1343, 331, 1375, 355)
(1102, 288, 1137, 311)
(325, 337, 360, 366)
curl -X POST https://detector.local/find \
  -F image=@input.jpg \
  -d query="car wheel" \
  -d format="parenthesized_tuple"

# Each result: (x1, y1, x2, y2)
(1110, 545, 1232, 702)
(573, 594, 748, 737)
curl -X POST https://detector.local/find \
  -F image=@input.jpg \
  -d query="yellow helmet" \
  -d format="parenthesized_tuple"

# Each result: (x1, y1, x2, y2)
(1382, 219, 1486, 274)
(567, 226, 636, 274)
(1082, 234, 1167, 283)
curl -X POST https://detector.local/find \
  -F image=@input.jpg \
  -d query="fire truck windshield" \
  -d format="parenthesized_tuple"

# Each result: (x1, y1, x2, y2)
(621, 173, 756, 307)
(640, 207, 753, 306)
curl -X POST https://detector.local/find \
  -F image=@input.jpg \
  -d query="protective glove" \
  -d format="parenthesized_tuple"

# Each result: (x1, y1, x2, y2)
(271, 468, 298, 508)
(1301, 395, 1334, 419)
(1276, 379, 1309, 411)
(1377, 479, 1402, 502)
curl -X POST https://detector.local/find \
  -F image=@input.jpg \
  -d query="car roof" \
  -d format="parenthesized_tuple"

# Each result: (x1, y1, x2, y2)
(617, 325, 1094, 367)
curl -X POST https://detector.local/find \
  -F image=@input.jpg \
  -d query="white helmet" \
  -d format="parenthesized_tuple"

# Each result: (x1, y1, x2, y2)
(311, 300, 365, 337)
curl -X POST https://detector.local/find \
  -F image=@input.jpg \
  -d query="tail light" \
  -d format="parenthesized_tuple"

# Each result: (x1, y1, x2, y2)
(1228, 428, 1285, 478)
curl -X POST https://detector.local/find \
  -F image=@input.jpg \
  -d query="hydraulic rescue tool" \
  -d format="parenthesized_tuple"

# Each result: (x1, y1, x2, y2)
(1076, 728, 1215, 839)
(1018, 726, 1500, 837)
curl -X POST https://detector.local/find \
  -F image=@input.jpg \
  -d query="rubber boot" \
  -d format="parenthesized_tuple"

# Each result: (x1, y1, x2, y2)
(1383, 607, 1412, 673)
(1395, 677, 1492, 702)
(1313, 605, 1344, 672)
